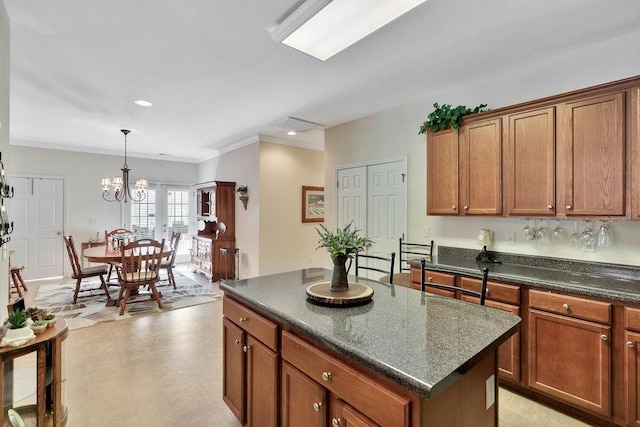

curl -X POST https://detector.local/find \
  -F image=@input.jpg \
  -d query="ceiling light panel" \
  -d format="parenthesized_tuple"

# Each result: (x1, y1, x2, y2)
(273, 0, 427, 61)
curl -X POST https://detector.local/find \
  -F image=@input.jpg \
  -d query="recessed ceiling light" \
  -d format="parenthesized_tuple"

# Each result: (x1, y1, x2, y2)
(287, 131, 297, 136)
(134, 100, 153, 107)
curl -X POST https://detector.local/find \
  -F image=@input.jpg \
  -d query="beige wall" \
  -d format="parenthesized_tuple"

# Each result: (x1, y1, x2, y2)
(325, 30, 640, 267)
(1, 3, 10, 316)
(259, 142, 324, 275)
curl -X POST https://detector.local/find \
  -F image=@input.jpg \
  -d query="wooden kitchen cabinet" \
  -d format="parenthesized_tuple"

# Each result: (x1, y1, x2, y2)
(282, 361, 327, 427)
(410, 267, 456, 298)
(223, 297, 279, 427)
(557, 91, 626, 217)
(505, 107, 556, 216)
(624, 307, 640, 425)
(459, 117, 503, 215)
(426, 128, 459, 215)
(330, 395, 378, 427)
(528, 290, 612, 416)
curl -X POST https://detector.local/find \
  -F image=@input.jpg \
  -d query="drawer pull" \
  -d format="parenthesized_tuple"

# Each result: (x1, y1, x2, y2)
(313, 402, 323, 412)
(239, 317, 247, 323)
(332, 418, 343, 427)
(566, 205, 572, 210)
(452, 205, 456, 210)
(464, 205, 469, 210)
(428, 277, 433, 282)
(547, 204, 553, 210)
(562, 303, 569, 310)
(243, 345, 249, 353)
(600, 334, 608, 341)
(322, 371, 332, 381)
(628, 341, 635, 348)
(234, 339, 241, 345)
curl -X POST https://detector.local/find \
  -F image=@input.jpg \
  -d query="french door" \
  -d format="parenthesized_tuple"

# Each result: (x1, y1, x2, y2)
(124, 184, 191, 263)
(337, 159, 406, 279)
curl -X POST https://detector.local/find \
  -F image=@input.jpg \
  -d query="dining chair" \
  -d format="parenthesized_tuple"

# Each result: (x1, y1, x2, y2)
(355, 251, 395, 284)
(105, 228, 133, 281)
(115, 238, 165, 316)
(159, 231, 181, 289)
(63, 235, 111, 304)
(420, 258, 489, 305)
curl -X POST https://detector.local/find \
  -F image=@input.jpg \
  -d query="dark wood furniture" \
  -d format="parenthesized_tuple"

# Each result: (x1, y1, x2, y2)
(159, 231, 180, 289)
(63, 235, 110, 304)
(192, 180, 236, 282)
(0, 320, 69, 426)
(9, 263, 27, 298)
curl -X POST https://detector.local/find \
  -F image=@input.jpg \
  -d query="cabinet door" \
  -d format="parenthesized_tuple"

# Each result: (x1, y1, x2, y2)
(426, 129, 459, 215)
(281, 362, 327, 427)
(528, 309, 611, 416)
(631, 87, 640, 219)
(246, 335, 279, 427)
(486, 300, 520, 382)
(223, 318, 245, 424)
(506, 107, 556, 216)
(626, 331, 640, 426)
(558, 91, 626, 216)
(330, 396, 377, 427)
(459, 118, 503, 215)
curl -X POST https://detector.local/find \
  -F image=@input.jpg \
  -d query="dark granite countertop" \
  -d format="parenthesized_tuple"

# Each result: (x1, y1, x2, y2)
(410, 246, 640, 304)
(220, 268, 520, 400)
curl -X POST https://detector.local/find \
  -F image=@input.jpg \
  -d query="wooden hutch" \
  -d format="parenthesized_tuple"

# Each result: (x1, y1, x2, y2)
(192, 180, 236, 281)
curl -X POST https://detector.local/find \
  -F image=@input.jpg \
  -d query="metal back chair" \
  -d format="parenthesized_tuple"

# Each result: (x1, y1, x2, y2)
(399, 237, 434, 273)
(63, 235, 110, 304)
(420, 258, 489, 305)
(355, 251, 395, 284)
(116, 238, 165, 315)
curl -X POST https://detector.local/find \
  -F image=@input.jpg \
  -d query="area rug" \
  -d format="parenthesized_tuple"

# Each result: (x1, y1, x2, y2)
(31, 272, 221, 330)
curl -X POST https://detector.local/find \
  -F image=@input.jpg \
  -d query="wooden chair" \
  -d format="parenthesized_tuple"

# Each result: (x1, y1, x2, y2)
(115, 238, 165, 316)
(9, 263, 28, 297)
(105, 228, 133, 281)
(63, 235, 111, 304)
(355, 251, 395, 284)
(159, 231, 181, 289)
(420, 258, 489, 306)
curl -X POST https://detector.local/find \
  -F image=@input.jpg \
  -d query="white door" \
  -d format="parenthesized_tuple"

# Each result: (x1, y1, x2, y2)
(9, 177, 65, 280)
(336, 160, 406, 279)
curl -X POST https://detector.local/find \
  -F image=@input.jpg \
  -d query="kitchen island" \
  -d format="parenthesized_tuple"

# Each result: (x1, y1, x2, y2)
(220, 268, 520, 426)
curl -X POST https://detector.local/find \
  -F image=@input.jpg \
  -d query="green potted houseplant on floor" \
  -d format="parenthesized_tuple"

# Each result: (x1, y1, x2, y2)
(316, 222, 373, 292)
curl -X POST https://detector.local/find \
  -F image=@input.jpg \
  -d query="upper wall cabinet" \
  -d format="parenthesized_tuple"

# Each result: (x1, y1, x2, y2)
(557, 91, 626, 217)
(459, 118, 503, 215)
(633, 87, 640, 219)
(427, 128, 459, 215)
(505, 107, 556, 217)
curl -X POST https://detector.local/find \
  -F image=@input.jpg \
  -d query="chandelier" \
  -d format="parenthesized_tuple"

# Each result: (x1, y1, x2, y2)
(101, 129, 148, 203)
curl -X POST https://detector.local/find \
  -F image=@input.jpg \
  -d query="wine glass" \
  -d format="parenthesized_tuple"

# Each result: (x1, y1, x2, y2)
(568, 220, 581, 249)
(598, 221, 613, 248)
(522, 219, 536, 241)
(551, 220, 566, 244)
(581, 221, 596, 252)
(535, 219, 550, 245)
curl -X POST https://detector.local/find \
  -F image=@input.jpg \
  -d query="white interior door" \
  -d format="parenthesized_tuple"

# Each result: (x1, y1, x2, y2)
(9, 177, 65, 280)
(336, 160, 406, 279)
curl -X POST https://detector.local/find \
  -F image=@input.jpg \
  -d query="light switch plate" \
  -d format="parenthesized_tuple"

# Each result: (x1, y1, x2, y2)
(423, 226, 430, 237)
(505, 232, 515, 245)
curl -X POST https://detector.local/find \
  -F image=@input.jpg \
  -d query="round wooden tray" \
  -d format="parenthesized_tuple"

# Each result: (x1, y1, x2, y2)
(306, 282, 373, 307)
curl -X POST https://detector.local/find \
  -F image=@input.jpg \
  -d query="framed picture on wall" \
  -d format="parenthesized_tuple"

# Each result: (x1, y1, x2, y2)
(302, 186, 324, 223)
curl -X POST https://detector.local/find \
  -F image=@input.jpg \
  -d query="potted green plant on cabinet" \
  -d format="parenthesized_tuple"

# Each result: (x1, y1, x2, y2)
(418, 102, 488, 134)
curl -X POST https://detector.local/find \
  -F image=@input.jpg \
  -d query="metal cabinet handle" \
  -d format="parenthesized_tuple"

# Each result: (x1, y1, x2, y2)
(234, 339, 241, 345)
(332, 418, 343, 427)
(463, 205, 469, 210)
(427, 277, 433, 282)
(313, 402, 323, 412)
(239, 317, 247, 323)
(547, 204, 553, 210)
(600, 334, 608, 341)
(562, 303, 569, 310)
(628, 341, 635, 348)
(566, 205, 572, 210)
(243, 345, 249, 353)
(322, 371, 332, 381)
(452, 205, 457, 210)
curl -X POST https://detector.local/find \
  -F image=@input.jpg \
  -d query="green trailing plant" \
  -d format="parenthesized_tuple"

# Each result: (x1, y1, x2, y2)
(7, 309, 28, 329)
(418, 102, 488, 134)
(315, 222, 373, 261)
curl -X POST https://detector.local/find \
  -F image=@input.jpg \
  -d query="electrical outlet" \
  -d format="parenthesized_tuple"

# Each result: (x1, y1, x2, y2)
(423, 226, 430, 238)
(505, 232, 515, 245)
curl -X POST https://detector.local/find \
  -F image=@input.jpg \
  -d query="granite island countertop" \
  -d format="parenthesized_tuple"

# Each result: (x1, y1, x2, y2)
(410, 246, 640, 304)
(220, 268, 520, 400)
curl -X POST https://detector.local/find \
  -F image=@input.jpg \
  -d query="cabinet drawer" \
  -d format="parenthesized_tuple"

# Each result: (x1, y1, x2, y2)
(529, 290, 611, 325)
(223, 297, 278, 351)
(422, 269, 456, 285)
(460, 277, 520, 305)
(282, 331, 410, 427)
(625, 307, 640, 332)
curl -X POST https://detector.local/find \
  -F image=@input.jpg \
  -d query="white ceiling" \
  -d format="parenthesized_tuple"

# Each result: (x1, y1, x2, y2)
(4, 0, 640, 163)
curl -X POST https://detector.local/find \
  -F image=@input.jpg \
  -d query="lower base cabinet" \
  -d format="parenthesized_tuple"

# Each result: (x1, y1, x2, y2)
(625, 330, 640, 426)
(282, 361, 327, 427)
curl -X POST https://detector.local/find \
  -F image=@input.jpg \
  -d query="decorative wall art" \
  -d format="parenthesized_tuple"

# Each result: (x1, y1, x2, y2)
(302, 186, 324, 223)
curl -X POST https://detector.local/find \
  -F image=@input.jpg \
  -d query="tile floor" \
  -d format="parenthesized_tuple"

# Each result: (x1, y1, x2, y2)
(17, 266, 592, 426)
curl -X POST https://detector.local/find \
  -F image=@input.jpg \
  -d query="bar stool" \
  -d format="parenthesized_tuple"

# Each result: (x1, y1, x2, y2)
(10, 264, 28, 297)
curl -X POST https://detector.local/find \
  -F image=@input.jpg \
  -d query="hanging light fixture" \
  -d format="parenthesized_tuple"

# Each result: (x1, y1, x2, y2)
(101, 129, 148, 203)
